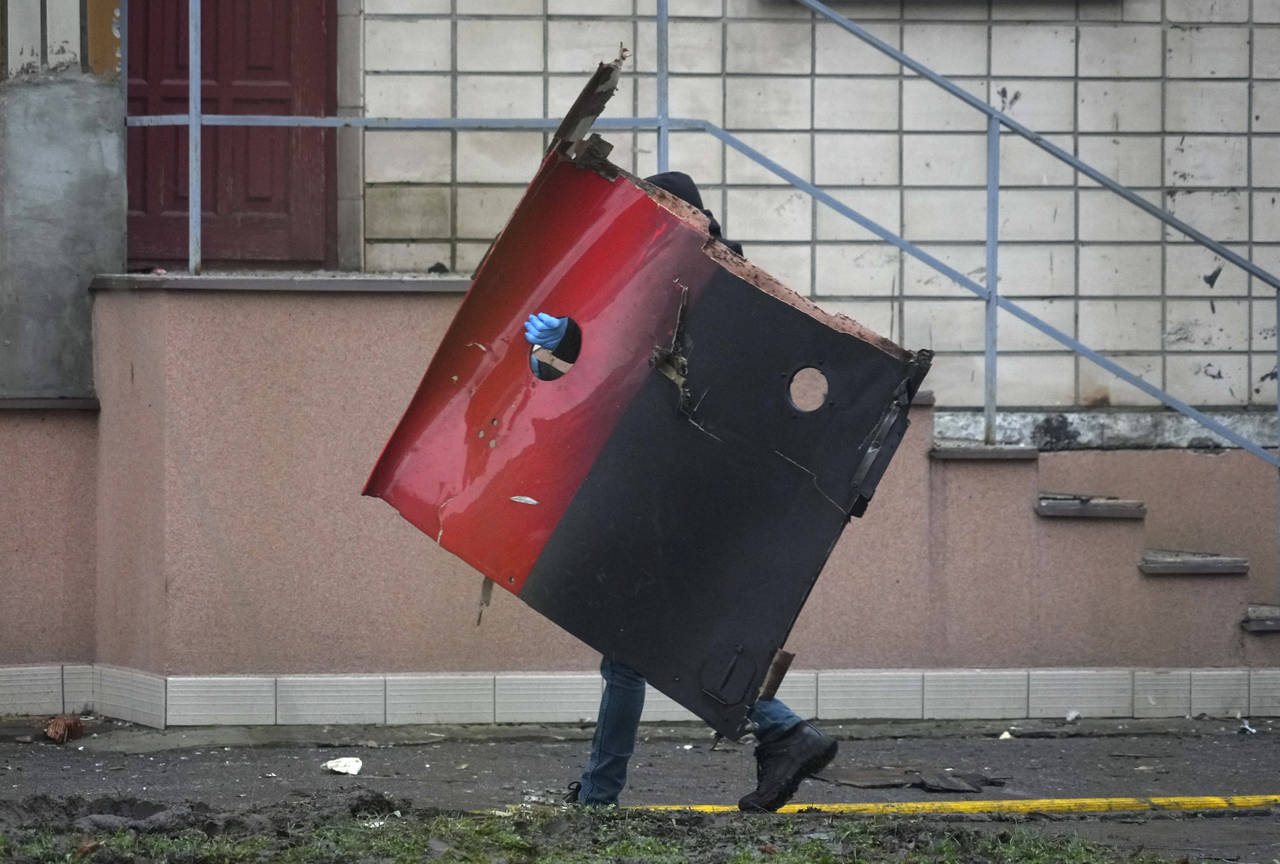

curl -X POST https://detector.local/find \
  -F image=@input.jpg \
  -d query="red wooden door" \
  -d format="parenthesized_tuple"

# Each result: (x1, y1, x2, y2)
(127, 0, 334, 265)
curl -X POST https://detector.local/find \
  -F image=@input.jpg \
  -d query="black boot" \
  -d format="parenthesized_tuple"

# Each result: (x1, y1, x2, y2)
(738, 722, 837, 812)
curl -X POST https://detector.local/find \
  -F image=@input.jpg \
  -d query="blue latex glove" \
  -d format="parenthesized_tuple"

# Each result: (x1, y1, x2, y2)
(524, 313, 568, 351)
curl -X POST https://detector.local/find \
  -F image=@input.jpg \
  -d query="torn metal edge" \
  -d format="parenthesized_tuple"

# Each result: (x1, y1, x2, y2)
(550, 50, 628, 150)
(545, 56, 916, 366)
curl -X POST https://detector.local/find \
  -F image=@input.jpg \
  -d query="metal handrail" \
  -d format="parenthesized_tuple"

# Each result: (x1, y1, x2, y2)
(122, 0, 1280, 465)
(793, 0, 1280, 463)
(798, 0, 1280, 293)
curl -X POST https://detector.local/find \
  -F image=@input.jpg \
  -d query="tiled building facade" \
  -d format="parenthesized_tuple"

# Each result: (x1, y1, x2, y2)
(348, 0, 1280, 410)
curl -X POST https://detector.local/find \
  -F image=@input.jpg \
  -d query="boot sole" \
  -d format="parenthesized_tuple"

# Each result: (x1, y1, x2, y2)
(738, 738, 838, 813)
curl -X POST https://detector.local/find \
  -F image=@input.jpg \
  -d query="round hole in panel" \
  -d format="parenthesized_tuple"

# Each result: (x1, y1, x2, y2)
(788, 366, 828, 413)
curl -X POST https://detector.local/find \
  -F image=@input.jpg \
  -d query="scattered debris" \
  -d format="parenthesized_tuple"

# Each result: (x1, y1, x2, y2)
(817, 766, 1007, 794)
(1239, 719, 1256, 735)
(361, 810, 400, 828)
(323, 757, 363, 775)
(44, 716, 84, 744)
(916, 772, 983, 793)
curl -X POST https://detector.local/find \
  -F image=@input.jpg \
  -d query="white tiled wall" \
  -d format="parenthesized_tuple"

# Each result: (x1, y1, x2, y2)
(347, 2, 1280, 410)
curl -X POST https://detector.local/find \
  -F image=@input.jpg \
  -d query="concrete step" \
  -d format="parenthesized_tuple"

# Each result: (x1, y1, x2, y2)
(1036, 492, 1147, 520)
(930, 442, 1039, 461)
(1242, 604, 1280, 633)
(1139, 548, 1249, 577)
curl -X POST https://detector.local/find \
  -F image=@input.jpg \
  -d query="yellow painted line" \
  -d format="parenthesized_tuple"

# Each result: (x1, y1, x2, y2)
(639, 795, 1280, 815)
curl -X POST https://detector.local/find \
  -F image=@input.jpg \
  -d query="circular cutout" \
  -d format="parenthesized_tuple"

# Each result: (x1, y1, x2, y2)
(788, 366, 828, 412)
(528, 316, 581, 381)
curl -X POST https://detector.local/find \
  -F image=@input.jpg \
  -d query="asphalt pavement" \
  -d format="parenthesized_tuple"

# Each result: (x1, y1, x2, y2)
(2, 715, 1278, 862)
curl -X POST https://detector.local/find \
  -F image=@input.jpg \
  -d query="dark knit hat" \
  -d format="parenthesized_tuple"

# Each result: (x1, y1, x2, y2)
(645, 171, 743, 256)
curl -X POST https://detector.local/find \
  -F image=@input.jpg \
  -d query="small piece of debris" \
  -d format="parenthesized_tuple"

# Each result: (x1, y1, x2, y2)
(1065, 710, 1080, 723)
(998, 731, 1014, 740)
(510, 496, 540, 505)
(322, 757, 363, 775)
(1239, 720, 1256, 734)
(44, 715, 85, 744)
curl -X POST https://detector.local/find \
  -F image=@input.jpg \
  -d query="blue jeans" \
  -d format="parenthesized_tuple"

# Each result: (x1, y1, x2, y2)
(577, 657, 803, 805)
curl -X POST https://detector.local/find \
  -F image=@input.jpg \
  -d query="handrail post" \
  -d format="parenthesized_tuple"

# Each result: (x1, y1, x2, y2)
(187, 0, 201, 274)
(984, 116, 999, 444)
(656, 0, 669, 173)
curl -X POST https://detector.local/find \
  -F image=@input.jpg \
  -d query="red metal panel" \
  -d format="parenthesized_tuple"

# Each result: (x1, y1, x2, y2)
(366, 152, 720, 592)
(366, 61, 929, 736)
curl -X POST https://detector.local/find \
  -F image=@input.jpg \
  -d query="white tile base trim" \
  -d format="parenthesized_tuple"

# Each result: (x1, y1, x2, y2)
(1250, 669, 1280, 716)
(640, 685, 699, 722)
(495, 673, 601, 723)
(818, 671, 924, 719)
(3, 665, 1280, 728)
(924, 670, 1029, 719)
(95, 665, 166, 729)
(1029, 669, 1133, 718)
(0, 665, 63, 715)
(388, 674, 494, 724)
(1191, 669, 1250, 717)
(167, 677, 275, 726)
(276, 675, 385, 725)
(62, 664, 94, 715)
(1134, 670, 1192, 718)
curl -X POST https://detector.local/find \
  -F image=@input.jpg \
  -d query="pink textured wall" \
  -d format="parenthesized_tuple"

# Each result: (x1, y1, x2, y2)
(0, 412, 96, 663)
(792, 443, 1278, 670)
(93, 292, 170, 670)
(79, 289, 1280, 676)
(1038, 449, 1278, 600)
(153, 292, 595, 674)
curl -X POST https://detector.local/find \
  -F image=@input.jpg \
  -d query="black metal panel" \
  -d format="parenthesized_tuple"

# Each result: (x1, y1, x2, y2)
(520, 267, 923, 739)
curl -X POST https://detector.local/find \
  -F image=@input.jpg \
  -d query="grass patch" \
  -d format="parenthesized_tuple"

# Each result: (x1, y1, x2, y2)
(0, 808, 1183, 864)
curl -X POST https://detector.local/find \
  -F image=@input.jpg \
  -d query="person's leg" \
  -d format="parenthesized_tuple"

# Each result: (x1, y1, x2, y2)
(576, 657, 646, 805)
(748, 697, 803, 743)
(739, 697, 838, 812)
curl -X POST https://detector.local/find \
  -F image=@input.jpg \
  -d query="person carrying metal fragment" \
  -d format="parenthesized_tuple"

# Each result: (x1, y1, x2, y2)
(523, 170, 839, 811)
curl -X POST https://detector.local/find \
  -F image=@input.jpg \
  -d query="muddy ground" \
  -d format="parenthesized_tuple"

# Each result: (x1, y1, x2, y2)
(2, 716, 1278, 862)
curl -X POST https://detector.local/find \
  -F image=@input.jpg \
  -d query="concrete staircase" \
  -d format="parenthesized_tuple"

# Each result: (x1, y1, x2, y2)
(921, 431, 1276, 664)
(787, 395, 1278, 672)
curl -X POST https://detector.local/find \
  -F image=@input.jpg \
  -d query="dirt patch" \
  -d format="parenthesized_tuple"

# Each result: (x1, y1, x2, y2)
(0, 792, 1201, 863)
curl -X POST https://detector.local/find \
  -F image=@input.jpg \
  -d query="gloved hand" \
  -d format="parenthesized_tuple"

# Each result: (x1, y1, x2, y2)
(524, 313, 568, 351)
